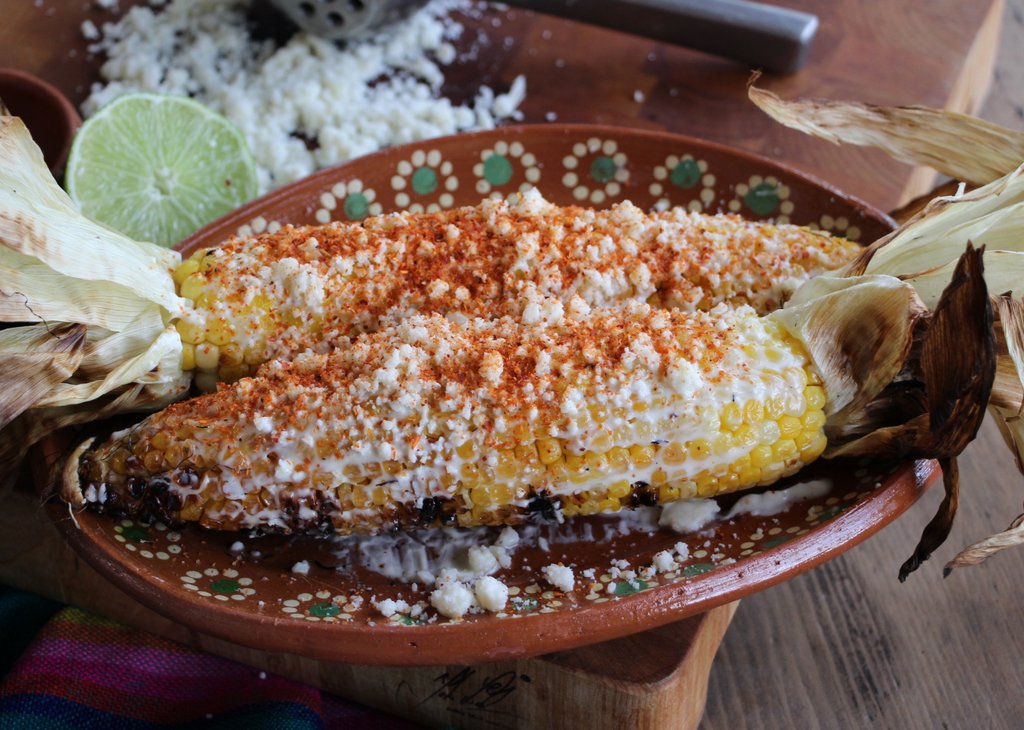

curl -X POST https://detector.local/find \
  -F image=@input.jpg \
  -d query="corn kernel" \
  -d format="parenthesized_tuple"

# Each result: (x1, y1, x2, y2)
(719, 472, 741, 493)
(749, 444, 774, 468)
(651, 468, 668, 485)
(757, 421, 782, 444)
(598, 497, 620, 513)
(607, 446, 629, 469)
(194, 344, 220, 372)
(173, 257, 201, 287)
(180, 272, 207, 301)
(205, 318, 232, 347)
(696, 474, 720, 497)
(662, 442, 686, 465)
(142, 450, 165, 472)
(180, 343, 196, 371)
(779, 415, 802, 439)
(547, 460, 569, 480)
(765, 396, 787, 419)
(516, 443, 540, 467)
(584, 450, 608, 471)
(802, 410, 826, 430)
(658, 484, 681, 502)
(371, 487, 388, 506)
(609, 480, 631, 499)
(591, 432, 613, 451)
(687, 439, 712, 459)
(175, 317, 205, 345)
(796, 430, 818, 450)
(800, 434, 828, 462)
(219, 364, 249, 382)
(629, 444, 655, 467)
(566, 453, 586, 473)
(721, 402, 743, 431)
(738, 465, 761, 485)
(804, 385, 827, 411)
(219, 344, 243, 367)
(743, 400, 764, 424)
(773, 439, 799, 461)
(456, 440, 478, 460)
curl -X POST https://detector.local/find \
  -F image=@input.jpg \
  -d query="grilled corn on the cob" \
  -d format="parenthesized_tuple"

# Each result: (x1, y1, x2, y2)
(70, 299, 870, 535)
(173, 189, 860, 389)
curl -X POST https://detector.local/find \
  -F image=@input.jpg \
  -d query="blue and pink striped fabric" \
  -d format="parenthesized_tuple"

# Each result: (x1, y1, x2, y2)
(0, 587, 421, 729)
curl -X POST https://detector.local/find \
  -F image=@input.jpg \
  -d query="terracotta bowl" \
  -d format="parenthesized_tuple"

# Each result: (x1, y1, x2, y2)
(0, 67, 80, 176)
(43, 125, 937, 667)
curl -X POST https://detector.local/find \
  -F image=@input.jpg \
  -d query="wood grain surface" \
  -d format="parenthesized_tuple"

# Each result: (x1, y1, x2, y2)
(2, 0, 1023, 728)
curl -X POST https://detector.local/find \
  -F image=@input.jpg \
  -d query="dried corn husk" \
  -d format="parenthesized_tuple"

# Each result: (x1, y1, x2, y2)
(0, 113, 191, 460)
(748, 83, 1024, 185)
(752, 83, 1024, 573)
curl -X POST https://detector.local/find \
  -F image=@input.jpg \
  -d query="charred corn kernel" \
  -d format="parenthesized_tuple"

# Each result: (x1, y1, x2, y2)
(175, 318, 205, 346)
(537, 439, 562, 465)
(108, 448, 128, 475)
(194, 343, 220, 372)
(151, 431, 171, 451)
(179, 272, 207, 301)
(181, 343, 196, 371)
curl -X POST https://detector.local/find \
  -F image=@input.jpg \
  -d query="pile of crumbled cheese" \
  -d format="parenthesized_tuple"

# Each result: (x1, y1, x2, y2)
(83, 0, 526, 191)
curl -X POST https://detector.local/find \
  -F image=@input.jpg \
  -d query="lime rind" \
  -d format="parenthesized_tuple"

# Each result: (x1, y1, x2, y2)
(66, 92, 258, 247)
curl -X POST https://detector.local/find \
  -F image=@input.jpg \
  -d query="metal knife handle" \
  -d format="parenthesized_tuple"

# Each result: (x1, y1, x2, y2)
(505, 0, 819, 74)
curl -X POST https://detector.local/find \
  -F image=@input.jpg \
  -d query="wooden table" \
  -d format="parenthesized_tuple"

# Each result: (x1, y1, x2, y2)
(3, 0, 1022, 727)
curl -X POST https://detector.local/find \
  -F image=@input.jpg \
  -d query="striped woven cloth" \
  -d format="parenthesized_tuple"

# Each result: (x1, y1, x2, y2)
(0, 587, 420, 729)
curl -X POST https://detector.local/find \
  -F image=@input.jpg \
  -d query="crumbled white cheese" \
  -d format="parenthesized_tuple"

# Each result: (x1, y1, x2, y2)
(291, 560, 310, 575)
(474, 576, 509, 612)
(659, 499, 721, 533)
(674, 541, 691, 561)
(541, 564, 575, 593)
(430, 580, 475, 619)
(82, 0, 527, 191)
(374, 597, 410, 618)
(467, 545, 500, 575)
(652, 550, 677, 573)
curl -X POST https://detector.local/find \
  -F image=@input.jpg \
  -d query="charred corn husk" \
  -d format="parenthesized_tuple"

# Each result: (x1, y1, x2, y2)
(68, 277, 923, 535)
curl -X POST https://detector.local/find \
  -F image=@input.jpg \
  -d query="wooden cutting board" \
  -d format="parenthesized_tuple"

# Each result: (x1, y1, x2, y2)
(0, 0, 1005, 727)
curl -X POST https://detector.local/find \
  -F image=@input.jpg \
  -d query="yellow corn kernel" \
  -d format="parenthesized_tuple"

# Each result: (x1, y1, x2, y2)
(584, 450, 608, 472)
(802, 409, 826, 430)
(719, 472, 741, 493)
(607, 446, 629, 469)
(744, 400, 764, 424)
(796, 429, 819, 450)
(536, 439, 562, 465)
(195, 343, 220, 372)
(547, 460, 569, 481)
(371, 486, 388, 506)
(150, 431, 171, 451)
(733, 424, 758, 450)
(773, 439, 799, 461)
(786, 366, 809, 387)
(629, 444, 655, 467)
(456, 440, 477, 460)
(219, 343, 244, 367)
(496, 450, 517, 479)
(749, 444, 774, 468)
(696, 474, 720, 497)
(205, 318, 233, 347)
(180, 343, 196, 371)
(738, 464, 761, 485)
(179, 272, 208, 301)
(175, 317, 206, 345)
(579, 499, 601, 516)
(349, 488, 370, 508)
(658, 484, 682, 502)
(779, 415, 802, 439)
(565, 453, 586, 473)
(757, 420, 782, 444)
(765, 395, 787, 419)
(512, 422, 532, 444)
(591, 431, 613, 451)
(800, 434, 828, 462)
(634, 421, 654, 441)
(687, 439, 711, 459)
(662, 442, 686, 465)
(516, 443, 540, 467)
(598, 497, 620, 513)
(173, 257, 201, 287)
(651, 468, 668, 485)
(460, 463, 481, 485)
(804, 385, 827, 411)
(199, 251, 219, 272)
(609, 480, 631, 499)
(721, 402, 743, 431)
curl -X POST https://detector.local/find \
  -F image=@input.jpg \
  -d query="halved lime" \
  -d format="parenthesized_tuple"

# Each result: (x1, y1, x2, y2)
(65, 93, 258, 247)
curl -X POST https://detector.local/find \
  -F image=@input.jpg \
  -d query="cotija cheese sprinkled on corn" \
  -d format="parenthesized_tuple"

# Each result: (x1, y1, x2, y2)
(172, 190, 858, 390)
(77, 301, 827, 535)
